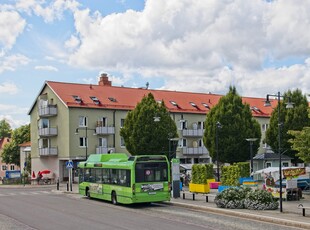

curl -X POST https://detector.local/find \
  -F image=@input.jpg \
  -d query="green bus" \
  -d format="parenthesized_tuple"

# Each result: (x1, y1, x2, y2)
(78, 153, 171, 204)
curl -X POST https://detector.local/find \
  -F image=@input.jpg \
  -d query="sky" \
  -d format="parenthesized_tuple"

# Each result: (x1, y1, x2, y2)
(1, 0, 310, 129)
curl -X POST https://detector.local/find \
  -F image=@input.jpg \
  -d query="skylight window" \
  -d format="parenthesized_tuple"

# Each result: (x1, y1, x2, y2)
(90, 96, 100, 105)
(190, 102, 197, 108)
(202, 103, 210, 109)
(72, 95, 82, 104)
(250, 106, 261, 113)
(170, 101, 178, 106)
(108, 97, 117, 102)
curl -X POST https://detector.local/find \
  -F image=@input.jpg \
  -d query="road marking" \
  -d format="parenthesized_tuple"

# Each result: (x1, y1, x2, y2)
(0, 191, 53, 197)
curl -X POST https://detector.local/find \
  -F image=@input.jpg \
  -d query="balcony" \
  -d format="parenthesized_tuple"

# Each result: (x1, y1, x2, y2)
(96, 126, 115, 135)
(39, 147, 58, 156)
(38, 105, 57, 117)
(182, 129, 204, 137)
(38, 127, 57, 136)
(181, 146, 209, 155)
(96, 147, 115, 154)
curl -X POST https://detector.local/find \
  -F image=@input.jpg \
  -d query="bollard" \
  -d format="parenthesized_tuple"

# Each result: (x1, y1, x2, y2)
(56, 178, 59, 190)
(206, 195, 208, 202)
(67, 182, 69, 191)
(183, 192, 185, 199)
(192, 193, 195, 200)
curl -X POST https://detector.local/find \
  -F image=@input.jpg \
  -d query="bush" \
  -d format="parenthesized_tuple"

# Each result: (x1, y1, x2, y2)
(221, 165, 240, 186)
(244, 190, 279, 210)
(214, 187, 278, 210)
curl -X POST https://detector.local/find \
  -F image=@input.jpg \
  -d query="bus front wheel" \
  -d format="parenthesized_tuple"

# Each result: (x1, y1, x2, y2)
(111, 191, 117, 205)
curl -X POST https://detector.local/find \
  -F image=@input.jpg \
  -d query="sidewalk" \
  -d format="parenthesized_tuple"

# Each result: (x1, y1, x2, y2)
(5, 183, 310, 228)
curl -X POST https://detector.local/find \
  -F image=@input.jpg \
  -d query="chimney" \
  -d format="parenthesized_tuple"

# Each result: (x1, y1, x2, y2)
(98, 73, 112, 86)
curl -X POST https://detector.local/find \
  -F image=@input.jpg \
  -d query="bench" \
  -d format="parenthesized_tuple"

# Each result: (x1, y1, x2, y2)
(298, 204, 310, 216)
(182, 192, 216, 202)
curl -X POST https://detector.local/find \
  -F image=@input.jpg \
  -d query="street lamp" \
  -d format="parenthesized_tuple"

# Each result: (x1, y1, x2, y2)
(216, 121, 222, 182)
(75, 127, 97, 160)
(264, 92, 294, 213)
(246, 138, 258, 179)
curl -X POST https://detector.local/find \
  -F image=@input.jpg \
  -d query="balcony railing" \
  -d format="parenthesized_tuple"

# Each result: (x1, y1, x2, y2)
(95, 126, 115, 135)
(182, 129, 204, 137)
(38, 127, 57, 136)
(181, 146, 209, 155)
(38, 105, 57, 117)
(39, 147, 58, 156)
(96, 147, 115, 154)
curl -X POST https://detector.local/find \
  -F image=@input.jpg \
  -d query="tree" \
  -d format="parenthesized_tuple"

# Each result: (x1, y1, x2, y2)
(203, 86, 261, 164)
(1, 124, 30, 166)
(265, 89, 309, 163)
(288, 109, 310, 163)
(120, 93, 178, 156)
(0, 119, 11, 137)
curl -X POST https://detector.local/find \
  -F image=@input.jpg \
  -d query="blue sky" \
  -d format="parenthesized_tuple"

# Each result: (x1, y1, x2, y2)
(0, 0, 310, 128)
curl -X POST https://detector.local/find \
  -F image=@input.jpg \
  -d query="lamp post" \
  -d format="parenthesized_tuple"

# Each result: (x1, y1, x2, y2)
(264, 92, 294, 213)
(75, 127, 97, 160)
(246, 138, 258, 179)
(216, 121, 222, 182)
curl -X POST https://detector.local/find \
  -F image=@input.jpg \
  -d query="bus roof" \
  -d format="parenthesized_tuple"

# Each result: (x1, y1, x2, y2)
(86, 153, 128, 163)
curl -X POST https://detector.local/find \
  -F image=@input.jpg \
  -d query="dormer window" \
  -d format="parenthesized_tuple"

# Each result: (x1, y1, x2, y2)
(108, 97, 117, 102)
(202, 103, 210, 109)
(72, 95, 82, 104)
(250, 106, 261, 113)
(90, 96, 100, 105)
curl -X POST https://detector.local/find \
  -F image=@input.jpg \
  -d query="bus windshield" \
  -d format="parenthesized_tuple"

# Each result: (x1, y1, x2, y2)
(135, 162, 168, 183)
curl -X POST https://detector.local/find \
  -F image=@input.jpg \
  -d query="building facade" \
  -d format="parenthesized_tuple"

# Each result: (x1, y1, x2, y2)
(28, 74, 274, 181)
(0, 137, 20, 180)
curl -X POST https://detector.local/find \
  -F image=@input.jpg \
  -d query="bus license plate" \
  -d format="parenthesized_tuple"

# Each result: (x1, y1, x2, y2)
(148, 192, 156, 195)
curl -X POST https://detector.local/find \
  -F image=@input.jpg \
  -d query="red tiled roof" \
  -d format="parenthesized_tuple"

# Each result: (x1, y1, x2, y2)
(45, 81, 276, 117)
(19, 141, 31, 147)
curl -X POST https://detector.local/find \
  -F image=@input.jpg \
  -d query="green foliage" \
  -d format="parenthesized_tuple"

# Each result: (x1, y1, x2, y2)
(191, 163, 215, 184)
(120, 93, 178, 156)
(25, 153, 32, 173)
(0, 119, 11, 137)
(1, 124, 30, 166)
(221, 165, 240, 186)
(235, 162, 250, 178)
(215, 187, 278, 210)
(288, 127, 310, 163)
(203, 86, 261, 164)
(266, 89, 310, 163)
(205, 163, 214, 179)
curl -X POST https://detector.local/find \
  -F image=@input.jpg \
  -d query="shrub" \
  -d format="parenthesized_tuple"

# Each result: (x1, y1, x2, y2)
(244, 189, 279, 210)
(215, 187, 278, 210)
(221, 165, 240, 186)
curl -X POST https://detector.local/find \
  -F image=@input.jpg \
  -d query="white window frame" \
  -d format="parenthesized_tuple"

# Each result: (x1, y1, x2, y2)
(282, 161, 290, 167)
(79, 116, 88, 127)
(39, 118, 49, 129)
(2, 165, 7, 171)
(179, 120, 187, 130)
(120, 119, 125, 128)
(265, 162, 272, 168)
(99, 137, 107, 147)
(262, 124, 269, 132)
(39, 138, 49, 148)
(10, 165, 15, 170)
(197, 121, 204, 130)
(120, 137, 126, 148)
(179, 138, 187, 147)
(79, 137, 87, 147)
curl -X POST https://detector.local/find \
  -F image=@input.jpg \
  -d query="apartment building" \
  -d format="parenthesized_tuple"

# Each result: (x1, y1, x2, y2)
(28, 74, 273, 181)
(0, 137, 20, 180)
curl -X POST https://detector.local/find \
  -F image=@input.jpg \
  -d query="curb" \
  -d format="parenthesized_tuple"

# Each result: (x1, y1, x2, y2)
(167, 201, 310, 229)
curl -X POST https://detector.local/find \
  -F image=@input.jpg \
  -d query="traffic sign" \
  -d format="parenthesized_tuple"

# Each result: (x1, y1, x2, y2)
(66, 161, 73, 169)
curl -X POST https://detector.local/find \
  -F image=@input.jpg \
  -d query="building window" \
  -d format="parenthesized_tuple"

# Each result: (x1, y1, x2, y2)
(179, 120, 187, 130)
(39, 138, 49, 148)
(120, 137, 125, 148)
(2, 165, 7, 171)
(197, 121, 204, 129)
(79, 116, 87, 127)
(266, 162, 272, 168)
(39, 118, 49, 128)
(198, 139, 203, 147)
(282, 162, 289, 167)
(79, 137, 87, 147)
(120, 119, 125, 128)
(10, 165, 14, 170)
(179, 138, 187, 147)
(262, 124, 269, 132)
(99, 138, 107, 147)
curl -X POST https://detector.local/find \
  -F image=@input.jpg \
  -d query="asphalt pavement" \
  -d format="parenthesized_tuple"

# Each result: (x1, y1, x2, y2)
(2, 182, 310, 229)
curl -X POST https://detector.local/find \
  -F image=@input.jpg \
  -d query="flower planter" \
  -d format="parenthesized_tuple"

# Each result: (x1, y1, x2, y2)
(189, 183, 210, 193)
(210, 182, 221, 189)
(218, 185, 239, 193)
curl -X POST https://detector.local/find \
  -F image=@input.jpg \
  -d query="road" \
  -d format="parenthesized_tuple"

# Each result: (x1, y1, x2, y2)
(0, 187, 303, 230)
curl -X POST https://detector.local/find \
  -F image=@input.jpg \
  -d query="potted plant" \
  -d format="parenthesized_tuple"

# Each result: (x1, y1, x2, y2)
(189, 164, 210, 193)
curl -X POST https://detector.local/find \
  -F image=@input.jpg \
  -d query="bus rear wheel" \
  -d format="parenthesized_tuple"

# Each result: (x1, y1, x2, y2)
(86, 188, 91, 199)
(111, 192, 117, 205)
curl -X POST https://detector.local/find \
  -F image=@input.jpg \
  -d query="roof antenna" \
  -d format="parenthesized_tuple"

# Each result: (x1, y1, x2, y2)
(146, 82, 149, 89)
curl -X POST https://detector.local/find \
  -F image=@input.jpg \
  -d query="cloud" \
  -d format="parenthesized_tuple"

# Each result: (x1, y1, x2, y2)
(64, 35, 80, 50)
(65, 0, 310, 97)
(0, 54, 30, 74)
(0, 82, 18, 95)
(35, 65, 58, 71)
(0, 10, 26, 51)
(0, 104, 29, 129)
(0, 114, 29, 129)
